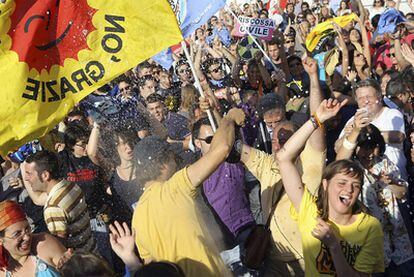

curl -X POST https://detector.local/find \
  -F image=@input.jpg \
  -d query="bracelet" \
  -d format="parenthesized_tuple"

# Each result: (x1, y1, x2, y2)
(343, 137, 357, 150)
(310, 116, 319, 129)
(311, 113, 323, 128)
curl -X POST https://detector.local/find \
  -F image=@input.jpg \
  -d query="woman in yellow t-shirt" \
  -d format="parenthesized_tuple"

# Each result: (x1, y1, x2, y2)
(276, 98, 384, 276)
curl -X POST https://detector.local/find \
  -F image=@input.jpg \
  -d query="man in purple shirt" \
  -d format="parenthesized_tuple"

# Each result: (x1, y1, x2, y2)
(192, 117, 255, 245)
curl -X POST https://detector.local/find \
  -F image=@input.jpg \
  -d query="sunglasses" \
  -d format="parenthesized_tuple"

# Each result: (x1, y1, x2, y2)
(387, 53, 395, 57)
(179, 68, 191, 74)
(285, 40, 294, 44)
(198, 136, 213, 144)
(209, 67, 222, 73)
(120, 86, 131, 92)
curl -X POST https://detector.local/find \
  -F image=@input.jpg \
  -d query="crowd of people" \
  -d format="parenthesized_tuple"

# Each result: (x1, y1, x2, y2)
(2, 0, 414, 276)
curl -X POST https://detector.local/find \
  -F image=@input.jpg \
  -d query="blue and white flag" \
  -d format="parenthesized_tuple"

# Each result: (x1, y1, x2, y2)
(377, 8, 406, 35)
(169, 0, 226, 38)
(152, 47, 174, 70)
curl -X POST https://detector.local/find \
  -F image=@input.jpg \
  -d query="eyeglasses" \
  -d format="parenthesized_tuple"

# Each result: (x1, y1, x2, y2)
(285, 40, 294, 44)
(179, 68, 191, 74)
(209, 67, 222, 73)
(197, 136, 213, 144)
(4, 225, 32, 240)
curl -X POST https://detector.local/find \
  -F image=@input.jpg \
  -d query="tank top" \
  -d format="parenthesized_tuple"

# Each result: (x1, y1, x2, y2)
(5, 255, 60, 277)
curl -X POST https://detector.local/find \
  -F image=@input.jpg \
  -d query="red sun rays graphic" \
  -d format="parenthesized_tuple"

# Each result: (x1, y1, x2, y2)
(8, 0, 97, 73)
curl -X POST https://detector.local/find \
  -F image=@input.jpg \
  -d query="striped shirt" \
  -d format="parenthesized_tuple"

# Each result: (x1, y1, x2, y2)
(44, 179, 96, 251)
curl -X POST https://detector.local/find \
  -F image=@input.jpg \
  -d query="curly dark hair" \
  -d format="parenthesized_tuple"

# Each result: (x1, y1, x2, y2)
(98, 127, 140, 172)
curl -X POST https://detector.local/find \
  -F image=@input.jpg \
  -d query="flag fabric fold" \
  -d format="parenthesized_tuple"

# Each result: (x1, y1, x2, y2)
(170, 0, 226, 38)
(0, 0, 182, 155)
(305, 13, 358, 52)
(377, 8, 406, 35)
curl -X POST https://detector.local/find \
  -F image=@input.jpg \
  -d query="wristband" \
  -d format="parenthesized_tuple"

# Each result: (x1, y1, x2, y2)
(310, 116, 319, 129)
(311, 113, 323, 128)
(343, 137, 357, 150)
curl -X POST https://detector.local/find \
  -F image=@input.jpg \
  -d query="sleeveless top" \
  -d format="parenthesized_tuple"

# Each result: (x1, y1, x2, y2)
(5, 255, 60, 277)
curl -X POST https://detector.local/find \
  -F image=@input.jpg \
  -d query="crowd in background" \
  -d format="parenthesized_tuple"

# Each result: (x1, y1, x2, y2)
(2, 0, 414, 276)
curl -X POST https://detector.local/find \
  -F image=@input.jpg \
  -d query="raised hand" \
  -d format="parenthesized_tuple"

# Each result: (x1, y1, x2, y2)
(346, 70, 357, 82)
(311, 218, 338, 248)
(8, 176, 23, 189)
(199, 96, 214, 112)
(316, 98, 348, 123)
(401, 43, 414, 65)
(302, 56, 318, 76)
(332, 22, 342, 34)
(56, 248, 73, 269)
(226, 108, 246, 126)
(353, 108, 371, 130)
(109, 221, 137, 262)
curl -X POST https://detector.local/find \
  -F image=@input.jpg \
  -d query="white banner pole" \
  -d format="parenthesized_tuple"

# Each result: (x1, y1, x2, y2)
(181, 41, 217, 132)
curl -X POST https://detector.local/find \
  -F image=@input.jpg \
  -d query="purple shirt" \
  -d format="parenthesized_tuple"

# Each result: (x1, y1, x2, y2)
(203, 162, 254, 236)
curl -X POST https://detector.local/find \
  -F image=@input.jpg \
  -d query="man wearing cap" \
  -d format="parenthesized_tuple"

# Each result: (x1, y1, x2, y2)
(132, 108, 245, 277)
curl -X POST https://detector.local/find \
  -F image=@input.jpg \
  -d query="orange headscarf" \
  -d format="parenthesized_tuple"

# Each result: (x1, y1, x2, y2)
(0, 201, 27, 270)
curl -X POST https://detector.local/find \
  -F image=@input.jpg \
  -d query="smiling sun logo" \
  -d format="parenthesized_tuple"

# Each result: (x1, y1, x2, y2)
(7, 0, 97, 72)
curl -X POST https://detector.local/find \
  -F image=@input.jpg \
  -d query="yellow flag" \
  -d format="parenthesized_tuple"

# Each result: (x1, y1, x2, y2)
(0, 0, 183, 155)
(306, 13, 358, 52)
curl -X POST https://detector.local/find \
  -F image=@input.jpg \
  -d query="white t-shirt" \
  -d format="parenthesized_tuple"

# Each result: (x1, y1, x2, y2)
(339, 107, 408, 179)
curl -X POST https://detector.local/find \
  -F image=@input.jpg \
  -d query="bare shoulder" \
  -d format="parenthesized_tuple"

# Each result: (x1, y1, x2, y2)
(33, 233, 66, 259)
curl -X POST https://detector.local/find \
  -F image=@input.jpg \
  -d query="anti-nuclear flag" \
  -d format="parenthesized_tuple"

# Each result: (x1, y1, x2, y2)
(305, 13, 358, 52)
(0, 0, 182, 155)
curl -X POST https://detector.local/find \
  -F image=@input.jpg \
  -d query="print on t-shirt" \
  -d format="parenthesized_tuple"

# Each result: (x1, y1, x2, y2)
(316, 241, 362, 274)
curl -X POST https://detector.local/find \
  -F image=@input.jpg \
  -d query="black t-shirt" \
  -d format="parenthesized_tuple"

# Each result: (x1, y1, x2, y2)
(110, 170, 144, 211)
(58, 150, 110, 217)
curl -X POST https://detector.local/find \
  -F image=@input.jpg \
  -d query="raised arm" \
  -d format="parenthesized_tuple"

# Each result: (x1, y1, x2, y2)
(336, 109, 370, 160)
(333, 23, 349, 77)
(187, 108, 245, 187)
(355, 16, 372, 70)
(255, 52, 273, 90)
(86, 122, 100, 166)
(276, 99, 346, 211)
(303, 56, 325, 152)
(194, 43, 207, 82)
(231, 57, 243, 88)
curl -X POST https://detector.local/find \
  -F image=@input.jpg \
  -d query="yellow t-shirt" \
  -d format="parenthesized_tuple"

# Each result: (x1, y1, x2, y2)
(244, 142, 325, 262)
(132, 168, 231, 277)
(292, 189, 385, 276)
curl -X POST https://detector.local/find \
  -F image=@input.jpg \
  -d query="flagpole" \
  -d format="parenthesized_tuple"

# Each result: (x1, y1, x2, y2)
(225, 5, 279, 73)
(180, 41, 217, 132)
